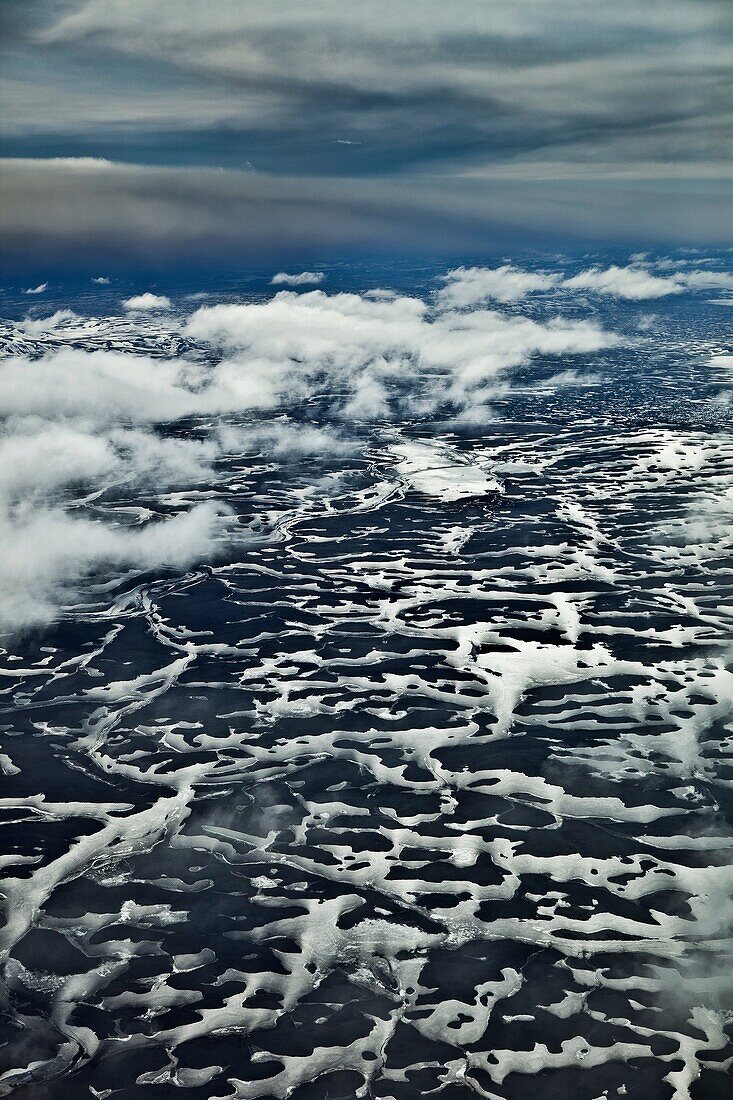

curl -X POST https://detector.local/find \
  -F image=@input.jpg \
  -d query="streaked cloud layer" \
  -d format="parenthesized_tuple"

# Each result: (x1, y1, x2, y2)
(4, 1, 731, 175)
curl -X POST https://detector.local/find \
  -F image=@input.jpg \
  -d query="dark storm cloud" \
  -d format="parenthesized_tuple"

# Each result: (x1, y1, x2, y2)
(1, 158, 730, 278)
(1, 1, 731, 176)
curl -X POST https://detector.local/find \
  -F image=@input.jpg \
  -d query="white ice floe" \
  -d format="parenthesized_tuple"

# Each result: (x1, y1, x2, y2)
(390, 440, 503, 501)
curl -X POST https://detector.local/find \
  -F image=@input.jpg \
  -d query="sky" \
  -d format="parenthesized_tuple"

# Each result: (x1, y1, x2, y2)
(1, 0, 731, 275)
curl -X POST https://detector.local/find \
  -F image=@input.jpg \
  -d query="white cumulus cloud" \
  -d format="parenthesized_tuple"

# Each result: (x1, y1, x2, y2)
(563, 265, 686, 299)
(185, 287, 618, 413)
(564, 264, 733, 299)
(437, 265, 559, 308)
(0, 349, 201, 423)
(271, 271, 326, 286)
(122, 292, 172, 311)
(435, 263, 733, 305)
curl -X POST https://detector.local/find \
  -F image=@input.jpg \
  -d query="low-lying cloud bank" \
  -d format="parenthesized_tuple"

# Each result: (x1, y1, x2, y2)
(0, 501, 228, 632)
(0, 280, 623, 629)
(0, 410, 234, 630)
(3, 291, 619, 426)
(438, 263, 733, 307)
(183, 289, 618, 409)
